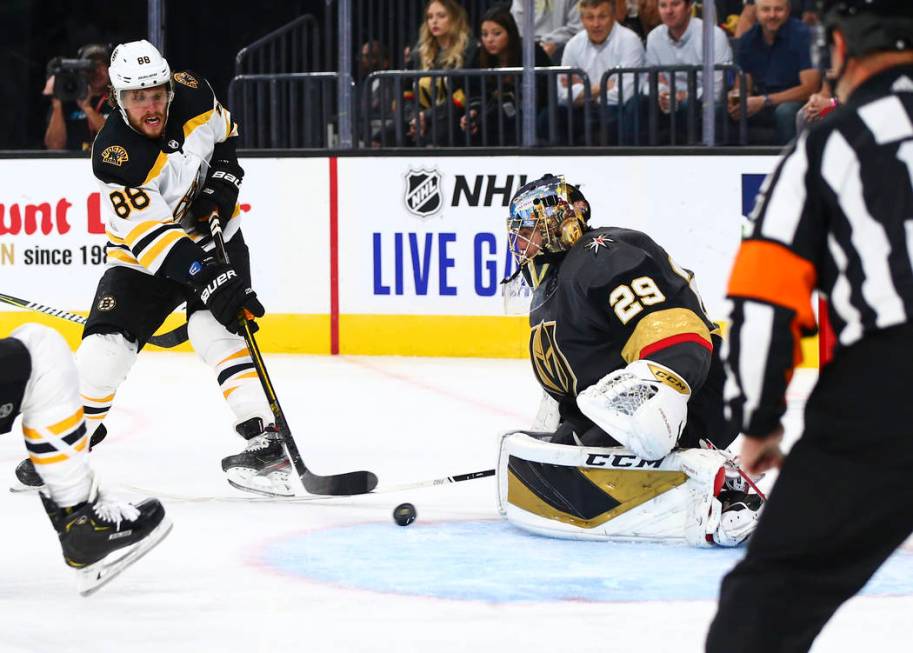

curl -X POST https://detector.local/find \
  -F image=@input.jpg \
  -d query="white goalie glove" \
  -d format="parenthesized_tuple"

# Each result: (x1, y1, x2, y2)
(576, 359, 690, 461)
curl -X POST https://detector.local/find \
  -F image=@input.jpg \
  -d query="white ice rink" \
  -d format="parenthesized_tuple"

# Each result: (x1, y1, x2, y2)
(1, 354, 911, 653)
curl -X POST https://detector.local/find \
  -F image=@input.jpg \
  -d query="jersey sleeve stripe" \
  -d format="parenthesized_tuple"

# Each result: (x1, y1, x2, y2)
(142, 151, 169, 186)
(125, 220, 172, 248)
(106, 248, 139, 265)
(183, 109, 215, 140)
(137, 230, 188, 271)
(105, 229, 126, 244)
(727, 240, 817, 331)
(639, 333, 713, 360)
(620, 308, 712, 364)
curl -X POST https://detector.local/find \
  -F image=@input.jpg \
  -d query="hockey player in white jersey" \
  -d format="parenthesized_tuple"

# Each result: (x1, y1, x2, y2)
(1, 324, 170, 595)
(14, 40, 291, 496)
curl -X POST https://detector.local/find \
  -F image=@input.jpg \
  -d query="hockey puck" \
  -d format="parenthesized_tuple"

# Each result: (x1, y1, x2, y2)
(393, 502, 416, 527)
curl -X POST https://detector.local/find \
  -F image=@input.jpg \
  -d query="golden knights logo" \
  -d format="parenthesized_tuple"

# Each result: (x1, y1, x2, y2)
(403, 168, 443, 218)
(173, 71, 198, 88)
(101, 145, 129, 167)
(530, 320, 577, 396)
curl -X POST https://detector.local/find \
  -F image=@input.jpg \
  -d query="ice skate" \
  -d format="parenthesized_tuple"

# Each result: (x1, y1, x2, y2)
(222, 417, 294, 497)
(42, 484, 172, 596)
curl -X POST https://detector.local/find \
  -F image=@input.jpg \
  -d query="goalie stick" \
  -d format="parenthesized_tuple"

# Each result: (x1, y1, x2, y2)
(208, 218, 378, 496)
(0, 292, 189, 349)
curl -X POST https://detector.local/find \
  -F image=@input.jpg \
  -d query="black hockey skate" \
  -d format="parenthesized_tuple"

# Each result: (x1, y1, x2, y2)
(222, 417, 293, 497)
(10, 426, 108, 493)
(42, 484, 172, 595)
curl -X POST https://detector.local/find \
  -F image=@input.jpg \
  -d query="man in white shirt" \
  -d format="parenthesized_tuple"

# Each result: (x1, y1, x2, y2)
(512, 0, 584, 63)
(645, 0, 733, 141)
(540, 0, 645, 144)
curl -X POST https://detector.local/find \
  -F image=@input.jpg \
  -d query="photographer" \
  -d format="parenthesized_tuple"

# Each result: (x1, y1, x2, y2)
(43, 44, 112, 151)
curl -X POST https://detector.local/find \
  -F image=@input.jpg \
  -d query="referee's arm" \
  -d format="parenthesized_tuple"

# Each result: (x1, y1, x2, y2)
(722, 133, 825, 457)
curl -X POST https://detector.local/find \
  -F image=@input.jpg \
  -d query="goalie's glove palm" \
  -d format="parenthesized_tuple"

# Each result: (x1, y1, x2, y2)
(194, 262, 264, 335)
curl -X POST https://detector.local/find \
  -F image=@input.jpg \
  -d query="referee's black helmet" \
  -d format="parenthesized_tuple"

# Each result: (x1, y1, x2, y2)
(820, 0, 913, 57)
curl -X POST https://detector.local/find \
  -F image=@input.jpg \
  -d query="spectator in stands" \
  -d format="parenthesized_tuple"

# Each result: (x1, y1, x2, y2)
(511, 0, 583, 64)
(405, 0, 478, 145)
(735, 0, 818, 38)
(646, 0, 732, 143)
(461, 5, 552, 145)
(728, 0, 820, 145)
(618, 0, 663, 42)
(43, 44, 111, 151)
(542, 0, 644, 145)
(360, 40, 394, 145)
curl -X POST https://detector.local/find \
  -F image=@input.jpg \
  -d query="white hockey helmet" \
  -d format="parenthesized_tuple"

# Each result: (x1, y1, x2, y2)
(108, 39, 174, 124)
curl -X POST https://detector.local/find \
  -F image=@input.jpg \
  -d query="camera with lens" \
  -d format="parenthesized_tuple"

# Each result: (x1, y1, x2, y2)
(46, 57, 97, 103)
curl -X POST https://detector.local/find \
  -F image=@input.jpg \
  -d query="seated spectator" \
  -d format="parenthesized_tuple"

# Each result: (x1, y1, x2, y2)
(618, 0, 662, 42)
(728, 0, 820, 145)
(461, 6, 552, 145)
(43, 44, 111, 151)
(735, 0, 818, 38)
(541, 0, 644, 145)
(717, 0, 746, 36)
(405, 0, 478, 146)
(511, 0, 582, 63)
(359, 40, 394, 144)
(645, 0, 732, 143)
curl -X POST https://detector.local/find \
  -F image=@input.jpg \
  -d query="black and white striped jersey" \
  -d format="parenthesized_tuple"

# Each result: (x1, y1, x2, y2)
(724, 64, 913, 436)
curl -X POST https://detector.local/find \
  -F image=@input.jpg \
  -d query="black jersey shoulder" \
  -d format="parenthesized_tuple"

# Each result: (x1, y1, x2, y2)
(91, 111, 164, 187)
(168, 70, 218, 127)
(561, 227, 671, 291)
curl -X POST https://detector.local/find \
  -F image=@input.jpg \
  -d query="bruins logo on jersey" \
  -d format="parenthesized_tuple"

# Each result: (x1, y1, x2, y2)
(173, 71, 198, 88)
(100, 145, 129, 167)
(530, 320, 578, 396)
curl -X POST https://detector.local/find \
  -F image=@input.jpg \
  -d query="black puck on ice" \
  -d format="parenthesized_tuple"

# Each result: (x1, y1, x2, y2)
(393, 502, 416, 526)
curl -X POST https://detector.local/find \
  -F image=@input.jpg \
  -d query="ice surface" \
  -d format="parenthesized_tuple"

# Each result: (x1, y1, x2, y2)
(0, 355, 910, 652)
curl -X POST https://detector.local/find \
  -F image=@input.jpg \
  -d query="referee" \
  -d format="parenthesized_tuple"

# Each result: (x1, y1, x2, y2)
(707, 1, 913, 651)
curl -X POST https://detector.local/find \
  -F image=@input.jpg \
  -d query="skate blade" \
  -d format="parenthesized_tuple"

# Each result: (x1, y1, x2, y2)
(9, 479, 42, 494)
(76, 517, 173, 597)
(226, 477, 295, 498)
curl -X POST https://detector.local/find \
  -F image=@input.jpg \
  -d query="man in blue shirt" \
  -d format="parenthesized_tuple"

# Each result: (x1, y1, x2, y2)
(729, 0, 821, 144)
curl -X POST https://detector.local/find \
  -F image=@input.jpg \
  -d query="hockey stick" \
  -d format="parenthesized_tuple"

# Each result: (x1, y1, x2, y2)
(121, 469, 495, 503)
(0, 292, 189, 349)
(207, 218, 378, 496)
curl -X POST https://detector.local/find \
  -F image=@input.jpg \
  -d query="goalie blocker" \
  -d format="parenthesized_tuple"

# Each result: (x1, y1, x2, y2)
(497, 432, 762, 547)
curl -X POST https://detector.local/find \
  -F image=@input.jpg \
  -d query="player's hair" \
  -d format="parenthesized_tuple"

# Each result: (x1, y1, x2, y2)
(578, 0, 615, 10)
(417, 0, 472, 71)
(478, 5, 523, 68)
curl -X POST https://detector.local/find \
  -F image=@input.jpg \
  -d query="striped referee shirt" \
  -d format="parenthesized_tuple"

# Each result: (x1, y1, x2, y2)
(724, 64, 913, 436)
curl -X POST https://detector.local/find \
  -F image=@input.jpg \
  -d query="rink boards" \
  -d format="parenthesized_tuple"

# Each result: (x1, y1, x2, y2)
(0, 152, 818, 365)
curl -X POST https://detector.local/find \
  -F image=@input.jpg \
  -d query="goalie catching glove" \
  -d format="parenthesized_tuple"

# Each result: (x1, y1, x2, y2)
(189, 261, 263, 334)
(576, 359, 690, 461)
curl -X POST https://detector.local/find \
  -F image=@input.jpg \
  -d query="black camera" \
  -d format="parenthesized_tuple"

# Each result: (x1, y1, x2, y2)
(46, 57, 97, 103)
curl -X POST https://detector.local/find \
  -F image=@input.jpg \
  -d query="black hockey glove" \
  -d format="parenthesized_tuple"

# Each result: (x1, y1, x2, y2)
(191, 262, 264, 335)
(189, 160, 243, 227)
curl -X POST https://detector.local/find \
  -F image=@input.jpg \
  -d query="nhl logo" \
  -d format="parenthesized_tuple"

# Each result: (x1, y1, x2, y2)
(403, 168, 443, 218)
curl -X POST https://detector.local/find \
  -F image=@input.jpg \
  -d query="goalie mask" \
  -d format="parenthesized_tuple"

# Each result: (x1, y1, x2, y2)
(108, 40, 174, 131)
(506, 174, 591, 289)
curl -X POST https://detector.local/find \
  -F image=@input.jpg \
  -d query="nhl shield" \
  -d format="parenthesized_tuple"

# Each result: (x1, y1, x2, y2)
(403, 168, 443, 217)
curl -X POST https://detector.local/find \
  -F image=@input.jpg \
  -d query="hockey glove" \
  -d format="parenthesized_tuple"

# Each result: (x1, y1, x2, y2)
(192, 262, 264, 335)
(189, 160, 243, 227)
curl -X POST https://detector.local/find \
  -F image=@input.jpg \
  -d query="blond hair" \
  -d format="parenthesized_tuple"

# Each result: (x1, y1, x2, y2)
(417, 0, 472, 70)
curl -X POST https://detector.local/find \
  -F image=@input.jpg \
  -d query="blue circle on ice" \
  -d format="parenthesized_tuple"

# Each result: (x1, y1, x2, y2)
(259, 520, 913, 602)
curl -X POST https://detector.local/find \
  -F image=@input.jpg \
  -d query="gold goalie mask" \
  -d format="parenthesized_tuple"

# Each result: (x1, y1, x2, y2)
(506, 174, 591, 288)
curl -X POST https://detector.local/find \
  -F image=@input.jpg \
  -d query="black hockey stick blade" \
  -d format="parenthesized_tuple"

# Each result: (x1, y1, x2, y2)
(303, 469, 379, 496)
(147, 322, 189, 348)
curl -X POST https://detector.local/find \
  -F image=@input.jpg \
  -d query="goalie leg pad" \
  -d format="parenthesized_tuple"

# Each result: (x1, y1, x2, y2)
(576, 359, 690, 461)
(188, 310, 271, 429)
